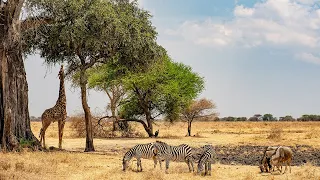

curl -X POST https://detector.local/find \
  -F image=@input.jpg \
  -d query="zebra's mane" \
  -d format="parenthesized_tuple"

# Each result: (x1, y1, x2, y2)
(155, 140, 168, 146)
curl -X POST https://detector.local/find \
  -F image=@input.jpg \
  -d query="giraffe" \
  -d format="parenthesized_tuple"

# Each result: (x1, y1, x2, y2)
(39, 65, 67, 149)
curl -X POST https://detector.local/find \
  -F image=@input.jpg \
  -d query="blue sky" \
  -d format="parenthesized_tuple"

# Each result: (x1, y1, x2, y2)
(26, 0, 320, 118)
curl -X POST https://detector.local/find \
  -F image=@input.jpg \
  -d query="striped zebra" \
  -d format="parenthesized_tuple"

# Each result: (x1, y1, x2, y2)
(122, 143, 158, 172)
(197, 145, 217, 176)
(153, 141, 194, 174)
(191, 145, 212, 163)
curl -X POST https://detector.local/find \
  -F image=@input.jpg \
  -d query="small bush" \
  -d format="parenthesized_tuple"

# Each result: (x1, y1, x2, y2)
(267, 127, 282, 141)
(161, 133, 180, 139)
(19, 138, 36, 148)
(0, 161, 11, 170)
(15, 162, 24, 171)
(193, 132, 206, 138)
(243, 172, 255, 180)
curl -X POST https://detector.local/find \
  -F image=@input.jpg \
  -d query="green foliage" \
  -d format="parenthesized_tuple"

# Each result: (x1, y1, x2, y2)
(119, 55, 205, 122)
(279, 115, 296, 121)
(262, 114, 276, 121)
(19, 138, 36, 148)
(219, 116, 247, 121)
(24, 0, 161, 72)
(70, 63, 123, 90)
(298, 114, 320, 121)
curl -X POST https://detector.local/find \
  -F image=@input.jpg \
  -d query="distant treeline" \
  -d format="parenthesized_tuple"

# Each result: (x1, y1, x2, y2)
(30, 114, 320, 122)
(216, 114, 320, 122)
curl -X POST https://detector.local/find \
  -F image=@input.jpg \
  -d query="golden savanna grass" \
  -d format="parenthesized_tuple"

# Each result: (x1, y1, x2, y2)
(0, 121, 319, 180)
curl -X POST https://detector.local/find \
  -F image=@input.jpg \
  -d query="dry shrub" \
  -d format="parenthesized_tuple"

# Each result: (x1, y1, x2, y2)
(69, 115, 144, 138)
(267, 127, 282, 141)
(243, 172, 255, 180)
(143, 169, 165, 180)
(161, 133, 180, 139)
(15, 162, 24, 171)
(193, 132, 206, 138)
(305, 128, 320, 139)
(0, 160, 11, 170)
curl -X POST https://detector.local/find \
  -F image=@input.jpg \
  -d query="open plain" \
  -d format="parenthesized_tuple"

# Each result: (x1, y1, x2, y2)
(1, 121, 320, 180)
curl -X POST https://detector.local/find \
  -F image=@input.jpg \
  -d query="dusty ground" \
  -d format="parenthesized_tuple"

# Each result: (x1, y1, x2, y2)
(0, 121, 320, 180)
(215, 145, 320, 166)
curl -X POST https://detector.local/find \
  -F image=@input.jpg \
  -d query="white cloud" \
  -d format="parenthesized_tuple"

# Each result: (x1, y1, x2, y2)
(234, 5, 254, 17)
(295, 53, 320, 64)
(165, 0, 320, 64)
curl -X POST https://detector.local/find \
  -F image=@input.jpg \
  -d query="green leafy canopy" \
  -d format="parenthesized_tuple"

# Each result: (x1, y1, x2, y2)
(120, 55, 205, 121)
(24, 0, 162, 72)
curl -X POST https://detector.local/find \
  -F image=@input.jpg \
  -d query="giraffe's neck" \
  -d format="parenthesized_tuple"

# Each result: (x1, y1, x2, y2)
(56, 75, 66, 106)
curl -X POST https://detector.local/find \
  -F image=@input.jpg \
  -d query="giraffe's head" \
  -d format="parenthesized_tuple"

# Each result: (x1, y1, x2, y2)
(58, 65, 64, 80)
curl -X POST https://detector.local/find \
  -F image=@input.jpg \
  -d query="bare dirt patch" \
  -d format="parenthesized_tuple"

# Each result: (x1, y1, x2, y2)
(215, 145, 320, 166)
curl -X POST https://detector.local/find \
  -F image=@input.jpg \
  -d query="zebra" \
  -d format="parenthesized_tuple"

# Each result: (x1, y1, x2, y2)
(197, 145, 217, 176)
(153, 140, 194, 174)
(191, 145, 213, 163)
(122, 143, 158, 172)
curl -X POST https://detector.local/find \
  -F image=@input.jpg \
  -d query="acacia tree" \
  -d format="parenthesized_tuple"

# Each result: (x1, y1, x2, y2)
(118, 56, 204, 137)
(0, 0, 48, 151)
(181, 98, 216, 136)
(25, 0, 160, 151)
(72, 64, 127, 131)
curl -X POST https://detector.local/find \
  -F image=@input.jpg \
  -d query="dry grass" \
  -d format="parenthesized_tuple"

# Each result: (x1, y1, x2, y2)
(0, 121, 318, 180)
(267, 127, 283, 141)
(305, 128, 320, 139)
(1, 152, 317, 180)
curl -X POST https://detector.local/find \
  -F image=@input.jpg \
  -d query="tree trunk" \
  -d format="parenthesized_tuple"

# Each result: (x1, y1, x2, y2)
(80, 69, 95, 152)
(146, 112, 154, 137)
(0, 0, 40, 151)
(118, 118, 153, 137)
(110, 104, 118, 131)
(187, 120, 192, 136)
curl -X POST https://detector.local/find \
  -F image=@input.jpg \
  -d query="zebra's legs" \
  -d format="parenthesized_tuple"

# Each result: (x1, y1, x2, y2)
(165, 159, 170, 174)
(153, 156, 157, 168)
(136, 158, 142, 172)
(139, 159, 143, 172)
(186, 160, 192, 172)
(204, 162, 208, 175)
(136, 158, 140, 172)
(208, 162, 212, 176)
(190, 161, 194, 172)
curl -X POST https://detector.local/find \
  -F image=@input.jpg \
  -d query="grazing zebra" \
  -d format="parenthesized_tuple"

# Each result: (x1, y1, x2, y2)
(154, 141, 194, 174)
(197, 145, 217, 176)
(191, 145, 212, 163)
(122, 143, 158, 172)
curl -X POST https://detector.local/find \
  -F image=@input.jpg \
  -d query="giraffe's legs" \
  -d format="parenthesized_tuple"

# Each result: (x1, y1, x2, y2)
(40, 120, 51, 149)
(58, 120, 65, 149)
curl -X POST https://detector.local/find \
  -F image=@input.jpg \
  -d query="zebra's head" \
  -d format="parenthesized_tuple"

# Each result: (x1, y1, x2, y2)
(122, 157, 129, 171)
(197, 161, 204, 174)
(122, 151, 132, 171)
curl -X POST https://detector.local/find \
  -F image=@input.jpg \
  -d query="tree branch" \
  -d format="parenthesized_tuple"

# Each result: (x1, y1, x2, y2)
(97, 115, 149, 131)
(21, 16, 53, 32)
